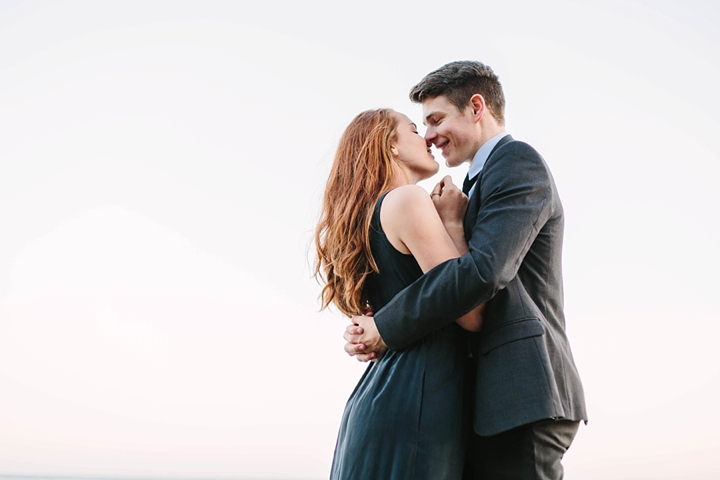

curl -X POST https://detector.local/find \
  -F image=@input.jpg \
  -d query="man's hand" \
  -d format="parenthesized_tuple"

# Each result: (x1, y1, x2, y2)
(431, 175, 468, 229)
(343, 314, 388, 362)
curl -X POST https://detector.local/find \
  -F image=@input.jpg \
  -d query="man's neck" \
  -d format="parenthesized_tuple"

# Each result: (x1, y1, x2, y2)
(478, 125, 506, 149)
(466, 130, 509, 179)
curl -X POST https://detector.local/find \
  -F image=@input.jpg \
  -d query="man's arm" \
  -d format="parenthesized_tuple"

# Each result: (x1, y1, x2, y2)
(348, 142, 555, 353)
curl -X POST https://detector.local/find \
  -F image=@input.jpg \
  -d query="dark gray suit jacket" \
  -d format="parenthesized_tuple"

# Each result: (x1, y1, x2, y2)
(375, 135, 587, 436)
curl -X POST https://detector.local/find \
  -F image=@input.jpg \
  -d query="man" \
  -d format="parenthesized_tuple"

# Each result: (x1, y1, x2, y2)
(344, 61, 587, 479)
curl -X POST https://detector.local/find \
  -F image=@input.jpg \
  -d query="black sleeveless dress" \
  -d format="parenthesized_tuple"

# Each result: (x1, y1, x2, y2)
(330, 193, 468, 480)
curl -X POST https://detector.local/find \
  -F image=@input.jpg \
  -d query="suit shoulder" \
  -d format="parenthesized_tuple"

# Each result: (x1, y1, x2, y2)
(494, 139, 543, 162)
(488, 140, 547, 174)
(483, 140, 557, 195)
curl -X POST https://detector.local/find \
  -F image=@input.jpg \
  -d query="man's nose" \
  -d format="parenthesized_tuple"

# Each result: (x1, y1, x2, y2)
(424, 128, 437, 143)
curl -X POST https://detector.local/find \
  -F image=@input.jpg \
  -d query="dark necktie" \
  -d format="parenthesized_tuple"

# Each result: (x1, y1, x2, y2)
(462, 173, 479, 195)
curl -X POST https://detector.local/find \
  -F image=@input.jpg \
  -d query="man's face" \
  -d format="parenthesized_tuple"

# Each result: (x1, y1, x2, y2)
(422, 95, 482, 168)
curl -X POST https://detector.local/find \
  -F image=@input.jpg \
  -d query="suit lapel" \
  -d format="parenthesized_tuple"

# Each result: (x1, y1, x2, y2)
(463, 134, 514, 238)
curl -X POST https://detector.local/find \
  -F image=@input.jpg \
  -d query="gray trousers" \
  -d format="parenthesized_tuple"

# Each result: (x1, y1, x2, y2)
(463, 419, 579, 480)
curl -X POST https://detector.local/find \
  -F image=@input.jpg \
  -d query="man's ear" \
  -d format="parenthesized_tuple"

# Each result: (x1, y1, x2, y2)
(469, 94, 486, 121)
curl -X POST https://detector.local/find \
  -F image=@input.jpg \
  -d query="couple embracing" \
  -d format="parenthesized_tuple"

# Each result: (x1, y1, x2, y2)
(315, 60, 587, 480)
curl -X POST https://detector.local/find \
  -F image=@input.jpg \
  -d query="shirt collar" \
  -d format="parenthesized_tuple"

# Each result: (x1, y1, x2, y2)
(467, 132, 510, 180)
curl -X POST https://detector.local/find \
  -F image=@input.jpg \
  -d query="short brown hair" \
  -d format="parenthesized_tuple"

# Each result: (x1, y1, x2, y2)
(410, 60, 505, 125)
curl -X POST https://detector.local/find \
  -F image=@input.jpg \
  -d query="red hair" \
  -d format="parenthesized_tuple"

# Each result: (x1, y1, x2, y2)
(314, 109, 400, 316)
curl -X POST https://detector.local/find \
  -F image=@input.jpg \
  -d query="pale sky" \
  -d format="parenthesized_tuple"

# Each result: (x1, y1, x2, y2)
(0, 1, 719, 479)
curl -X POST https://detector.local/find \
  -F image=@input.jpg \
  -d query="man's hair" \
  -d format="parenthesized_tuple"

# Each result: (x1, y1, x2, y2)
(409, 60, 505, 125)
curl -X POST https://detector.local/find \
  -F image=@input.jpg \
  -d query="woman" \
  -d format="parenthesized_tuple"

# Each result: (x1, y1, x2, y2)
(314, 109, 484, 479)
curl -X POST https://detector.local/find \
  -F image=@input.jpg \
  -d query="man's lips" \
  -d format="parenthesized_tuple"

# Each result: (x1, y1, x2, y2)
(436, 141, 449, 155)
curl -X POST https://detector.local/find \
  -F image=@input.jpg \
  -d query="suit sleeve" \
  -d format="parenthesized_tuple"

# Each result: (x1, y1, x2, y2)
(375, 142, 555, 350)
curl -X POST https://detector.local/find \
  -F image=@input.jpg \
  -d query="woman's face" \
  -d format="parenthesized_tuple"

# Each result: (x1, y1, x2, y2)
(391, 112, 439, 183)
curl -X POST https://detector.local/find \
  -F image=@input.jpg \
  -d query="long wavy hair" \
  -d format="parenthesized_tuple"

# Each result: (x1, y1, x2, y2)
(314, 109, 400, 317)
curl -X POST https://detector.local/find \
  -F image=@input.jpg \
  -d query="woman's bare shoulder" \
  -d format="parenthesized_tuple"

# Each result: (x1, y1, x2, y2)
(381, 185, 439, 240)
(382, 184, 433, 214)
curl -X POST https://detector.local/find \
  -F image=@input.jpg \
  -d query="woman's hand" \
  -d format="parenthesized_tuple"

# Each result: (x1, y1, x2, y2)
(430, 176, 469, 254)
(430, 175, 468, 229)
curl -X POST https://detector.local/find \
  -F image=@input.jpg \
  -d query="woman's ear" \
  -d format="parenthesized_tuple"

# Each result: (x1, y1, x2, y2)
(390, 145, 399, 156)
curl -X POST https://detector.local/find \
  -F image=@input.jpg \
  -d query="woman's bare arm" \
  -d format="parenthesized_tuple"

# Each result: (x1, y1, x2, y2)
(381, 184, 483, 332)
